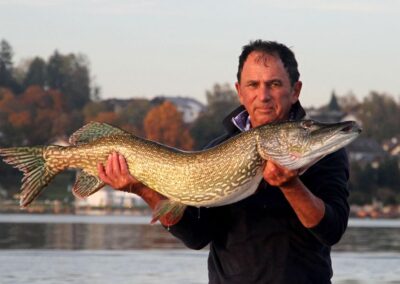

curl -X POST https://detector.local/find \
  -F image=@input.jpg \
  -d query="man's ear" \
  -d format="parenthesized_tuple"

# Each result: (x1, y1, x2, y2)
(291, 81, 302, 103)
(235, 82, 244, 105)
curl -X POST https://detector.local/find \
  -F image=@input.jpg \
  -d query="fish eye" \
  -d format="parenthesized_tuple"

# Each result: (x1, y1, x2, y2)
(301, 120, 314, 129)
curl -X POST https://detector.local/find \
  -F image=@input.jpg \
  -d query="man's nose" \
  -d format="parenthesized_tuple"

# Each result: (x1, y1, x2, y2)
(258, 85, 271, 101)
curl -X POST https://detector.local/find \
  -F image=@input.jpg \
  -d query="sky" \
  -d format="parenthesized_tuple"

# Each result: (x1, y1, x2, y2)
(0, 0, 399, 107)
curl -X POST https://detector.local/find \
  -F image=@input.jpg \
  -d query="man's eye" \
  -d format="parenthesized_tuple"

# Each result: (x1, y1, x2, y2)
(270, 81, 282, 88)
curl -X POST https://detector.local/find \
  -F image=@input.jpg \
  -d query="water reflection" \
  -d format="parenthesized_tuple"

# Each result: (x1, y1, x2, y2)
(336, 227, 400, 252)
(0, 223, 184, 250)
(1, 215, 400, 251)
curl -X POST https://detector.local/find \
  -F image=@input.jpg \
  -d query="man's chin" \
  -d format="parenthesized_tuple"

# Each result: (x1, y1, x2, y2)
(252, 114, 277, 127)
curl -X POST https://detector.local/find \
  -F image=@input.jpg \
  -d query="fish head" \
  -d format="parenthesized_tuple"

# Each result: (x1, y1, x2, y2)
(256, 120, 361, 170)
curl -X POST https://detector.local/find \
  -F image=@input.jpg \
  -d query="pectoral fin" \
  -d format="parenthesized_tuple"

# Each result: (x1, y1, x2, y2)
(298, 155, 326, 175)
(72, 171, 105, 198)
(151, 200, 187, 226)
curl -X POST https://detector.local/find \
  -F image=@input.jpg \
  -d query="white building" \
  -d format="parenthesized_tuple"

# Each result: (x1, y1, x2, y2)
(156, 96, 205, 123)
(75, 186, 146, 208)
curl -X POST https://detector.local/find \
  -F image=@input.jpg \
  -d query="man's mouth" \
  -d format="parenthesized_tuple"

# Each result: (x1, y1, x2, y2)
(255, 107, 274, 114)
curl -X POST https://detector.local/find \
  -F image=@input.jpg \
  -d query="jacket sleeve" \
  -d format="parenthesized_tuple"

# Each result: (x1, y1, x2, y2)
(166, 206, 218, 250)
(302, 148, 350, 246)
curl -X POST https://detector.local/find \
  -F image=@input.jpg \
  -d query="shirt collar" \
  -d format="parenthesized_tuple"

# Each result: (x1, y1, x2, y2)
(232, 109, 251, 132)
(230, 101, 306, 132)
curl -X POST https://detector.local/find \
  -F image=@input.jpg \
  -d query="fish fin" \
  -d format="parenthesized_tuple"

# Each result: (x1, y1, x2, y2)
(298, 155, 326, 175)
(69, 121, 131, 145)
(0, 146, 61, 207)
(151, 200, 187, 226)
(72, 171, 105, 198)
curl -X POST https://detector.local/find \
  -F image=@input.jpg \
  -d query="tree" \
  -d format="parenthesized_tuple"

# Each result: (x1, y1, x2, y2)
(191, 83, 239, 149)
(144, 101, 193, 150)
(118, 99, 152, 136)
(359, 92, 400, 142)
(83, 101, 110, 122)
(47, 51, 92, 110)
(0, 86, 82, 146)
(337, 92, 360, 113)
(23, 57, 47, 88)
(0, 39, 19, 92)
(327, 91, 341, 111)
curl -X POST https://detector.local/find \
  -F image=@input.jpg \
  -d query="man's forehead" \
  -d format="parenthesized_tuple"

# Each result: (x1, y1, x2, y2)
(248, 51, 280, 66)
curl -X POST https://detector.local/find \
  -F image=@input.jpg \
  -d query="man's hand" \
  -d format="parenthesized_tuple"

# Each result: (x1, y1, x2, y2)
(97, 151, 141, 193)
(263, 160, 325, 228)
(97, 152, 175, 226)
(263, 160, 299, 188)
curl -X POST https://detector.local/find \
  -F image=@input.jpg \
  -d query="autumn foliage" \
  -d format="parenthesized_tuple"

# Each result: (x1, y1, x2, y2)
(0, 86, 79, 146)
(144, 101, 194, 150)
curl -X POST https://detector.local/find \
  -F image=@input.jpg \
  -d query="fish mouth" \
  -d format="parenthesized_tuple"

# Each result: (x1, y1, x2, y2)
(306, 121, 361, 155)
(339, 121, 362, 134)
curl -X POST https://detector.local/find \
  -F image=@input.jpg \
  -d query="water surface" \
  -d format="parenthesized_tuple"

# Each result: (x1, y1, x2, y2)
(1, 214, 399, 283)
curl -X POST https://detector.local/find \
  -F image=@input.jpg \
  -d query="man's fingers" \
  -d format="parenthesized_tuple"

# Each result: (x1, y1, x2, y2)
(97, 163, 111, 184)
(119, 154, 129, 175)
(112, 151, 121, 175)
(105, 153, 113, 176)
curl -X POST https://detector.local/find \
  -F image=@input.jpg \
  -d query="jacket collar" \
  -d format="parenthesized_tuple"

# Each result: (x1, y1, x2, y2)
(222, 101, 306, 134)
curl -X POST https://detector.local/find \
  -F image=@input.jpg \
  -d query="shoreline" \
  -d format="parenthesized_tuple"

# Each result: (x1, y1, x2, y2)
(1, 199, 400, 219)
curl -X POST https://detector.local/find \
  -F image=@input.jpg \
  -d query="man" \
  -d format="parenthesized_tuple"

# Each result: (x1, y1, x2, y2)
(98, 40, 350, 283)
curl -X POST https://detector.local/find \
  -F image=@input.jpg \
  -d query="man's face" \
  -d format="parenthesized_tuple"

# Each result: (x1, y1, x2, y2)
(235, 51, 302, 128)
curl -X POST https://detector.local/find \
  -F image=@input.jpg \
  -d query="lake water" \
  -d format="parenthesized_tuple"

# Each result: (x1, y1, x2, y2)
(0, 214, 400, 284)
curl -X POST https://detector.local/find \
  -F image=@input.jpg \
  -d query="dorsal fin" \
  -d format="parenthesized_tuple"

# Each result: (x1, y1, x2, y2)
(69, 122, 131, 145)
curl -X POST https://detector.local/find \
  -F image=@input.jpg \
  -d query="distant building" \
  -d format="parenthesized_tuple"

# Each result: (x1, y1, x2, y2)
(104, 98, 134, 114)
(104, 96, 205, 124)
(75, 186, 146, 208)
(341, 113, 362, 127)
(153, 96, 205, 123)
(382, 136, 400, 157)
(50, 136, 70, 146)
(0, 185, 7, 199)
(347, 137, 387, 167)
(306, 92, 346, 123)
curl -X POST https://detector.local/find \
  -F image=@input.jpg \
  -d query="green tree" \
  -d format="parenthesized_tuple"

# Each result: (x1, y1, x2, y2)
(118, 99, 152, 136)
(327, 91, 341, 111)
(47, 51, 92, 110)
(337, 92, 360, 113)
(359, 92, 400, 143)
(191, 83, 239, 149)
(0, 39, 19, 92)
(23, 57, 47, 88)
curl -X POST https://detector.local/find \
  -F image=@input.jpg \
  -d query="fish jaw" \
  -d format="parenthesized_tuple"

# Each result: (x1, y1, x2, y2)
(255, 120, 361, 170)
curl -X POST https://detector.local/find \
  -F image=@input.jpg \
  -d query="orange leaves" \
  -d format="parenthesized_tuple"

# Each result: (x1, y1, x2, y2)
(0, 88, 16, 112)
(90, 111, 118, 124)
(8, 111, 31, 127)
(0, 86, 73, 145)
(1, 91, 196, 150)
(144, 101, 194, 150)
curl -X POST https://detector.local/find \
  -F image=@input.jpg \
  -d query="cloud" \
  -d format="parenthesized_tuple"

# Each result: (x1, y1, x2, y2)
(0, 0, 67, 7)
(250, 0, 399, 14)
(0, 0, 174, 16)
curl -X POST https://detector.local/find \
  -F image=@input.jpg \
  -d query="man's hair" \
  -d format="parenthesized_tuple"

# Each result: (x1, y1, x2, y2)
(237, 40, 300, 85)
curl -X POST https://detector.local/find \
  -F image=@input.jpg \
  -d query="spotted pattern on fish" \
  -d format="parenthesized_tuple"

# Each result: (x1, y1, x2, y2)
(0, 120, 361, 209)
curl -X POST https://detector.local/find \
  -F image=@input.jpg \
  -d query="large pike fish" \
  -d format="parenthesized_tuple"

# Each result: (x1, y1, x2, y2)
(0, 120, 360, 223)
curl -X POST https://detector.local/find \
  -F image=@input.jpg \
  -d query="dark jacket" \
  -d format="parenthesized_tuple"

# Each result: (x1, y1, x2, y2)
(169, 103, 350, 284)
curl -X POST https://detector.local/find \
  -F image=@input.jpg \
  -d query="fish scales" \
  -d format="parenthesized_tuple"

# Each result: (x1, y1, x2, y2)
(39, 131, 262, 207)
(0, 120, 361, 222)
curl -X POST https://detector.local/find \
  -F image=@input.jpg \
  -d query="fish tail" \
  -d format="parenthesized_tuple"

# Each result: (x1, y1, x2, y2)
(0, 146, 65, 207)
